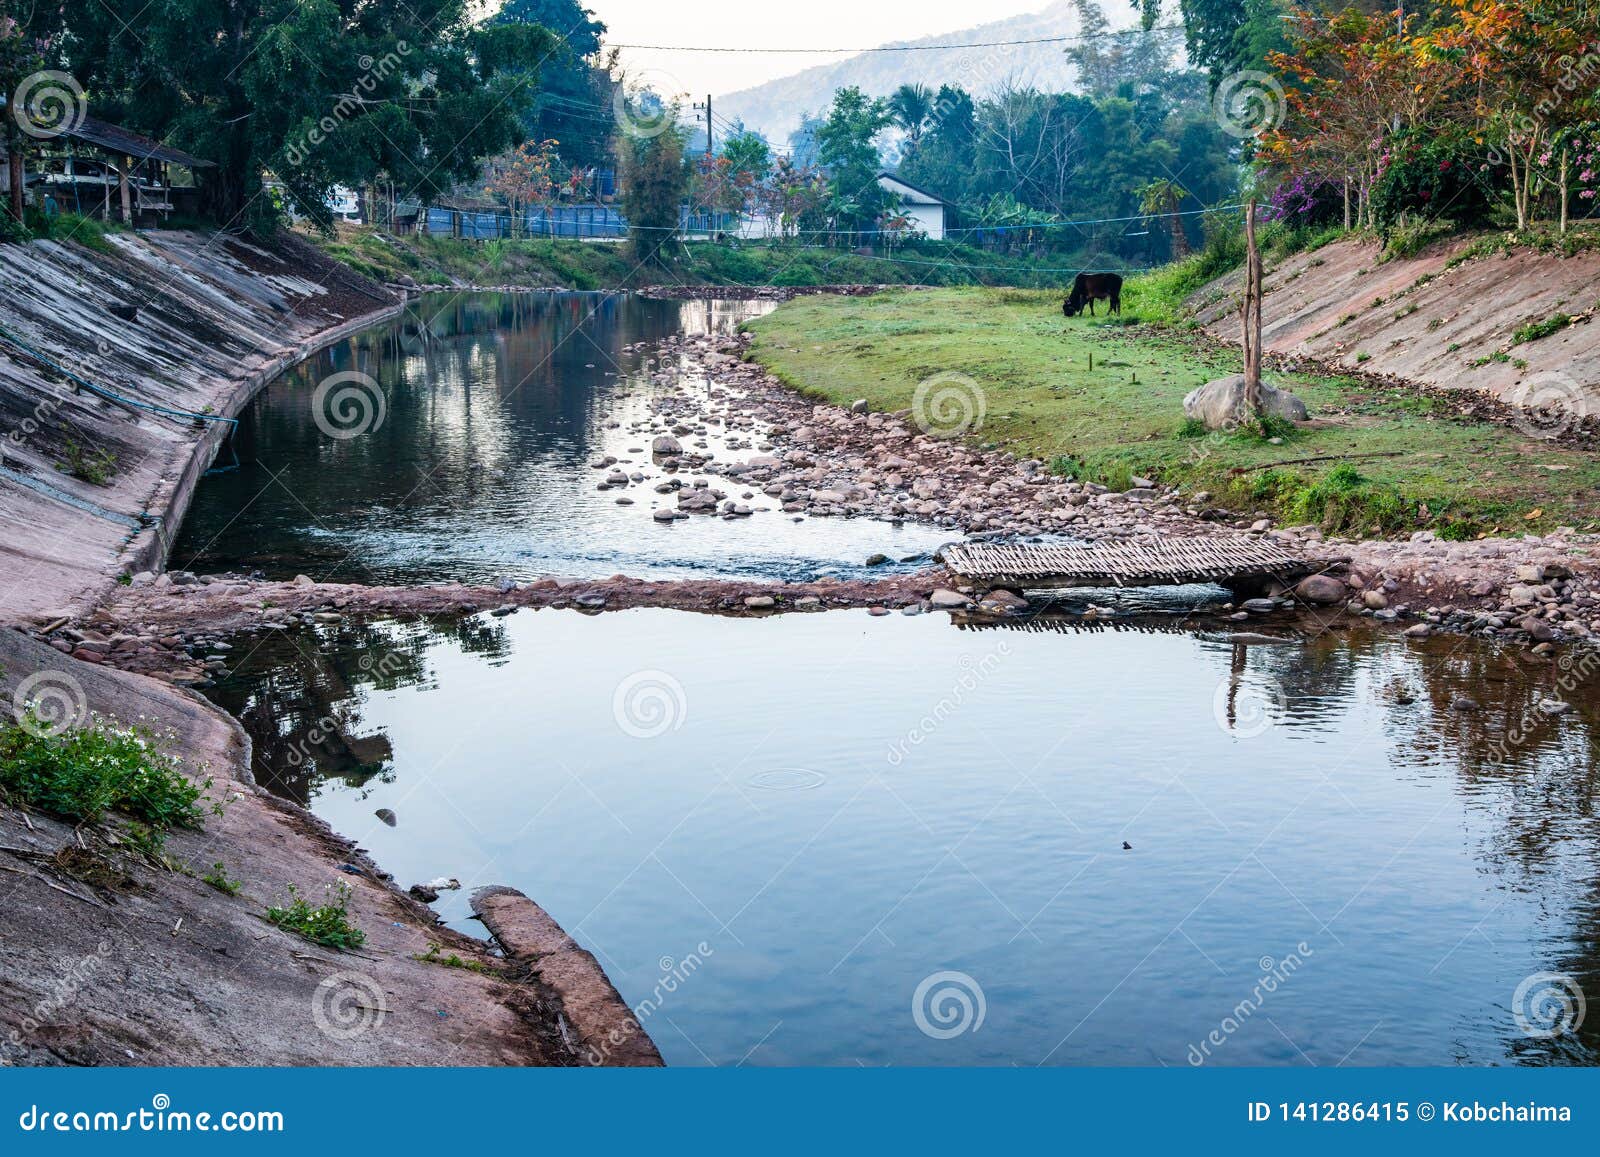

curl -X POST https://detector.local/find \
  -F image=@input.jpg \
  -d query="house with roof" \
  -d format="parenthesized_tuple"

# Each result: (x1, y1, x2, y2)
(876, 172, 949, 241)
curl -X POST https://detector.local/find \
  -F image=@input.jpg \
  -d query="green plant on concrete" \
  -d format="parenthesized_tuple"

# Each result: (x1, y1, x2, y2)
(1511, 313, 1572, 345)
(415, 942, 494, 973)
(56, 441, 117, 486)
(266, 882, 365, 950)
(0, 715, 204, 830)
(203, 862, 242, 896)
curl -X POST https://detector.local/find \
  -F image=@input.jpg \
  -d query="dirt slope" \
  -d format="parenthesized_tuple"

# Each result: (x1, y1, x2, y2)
(1193, 234, 1600, 408)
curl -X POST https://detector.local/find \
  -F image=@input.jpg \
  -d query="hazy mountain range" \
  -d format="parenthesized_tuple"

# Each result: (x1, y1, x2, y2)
(715, 1, 1132, 146)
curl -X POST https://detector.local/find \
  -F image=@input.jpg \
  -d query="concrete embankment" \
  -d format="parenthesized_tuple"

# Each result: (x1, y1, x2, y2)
(1193, 234, 1600, 408)
(0, 231, 656, 1066)
(0, 229, 400, 623)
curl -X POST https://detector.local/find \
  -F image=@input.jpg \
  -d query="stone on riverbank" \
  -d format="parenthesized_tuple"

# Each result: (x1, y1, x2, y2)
(1183, 375, 1310, 430)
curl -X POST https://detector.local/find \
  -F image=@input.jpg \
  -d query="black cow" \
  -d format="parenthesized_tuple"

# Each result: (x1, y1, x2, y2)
(1063, 272, 1123, 317)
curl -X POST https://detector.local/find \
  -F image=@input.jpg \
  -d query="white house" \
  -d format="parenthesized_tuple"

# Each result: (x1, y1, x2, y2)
(876, 172, 948, 240)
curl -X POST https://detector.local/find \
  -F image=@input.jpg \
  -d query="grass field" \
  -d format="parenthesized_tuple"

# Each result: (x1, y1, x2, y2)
(744, 285, 1600, 539)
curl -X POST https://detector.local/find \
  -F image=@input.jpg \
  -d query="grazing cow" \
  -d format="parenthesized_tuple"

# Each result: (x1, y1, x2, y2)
(1063, 272, 1123, 317)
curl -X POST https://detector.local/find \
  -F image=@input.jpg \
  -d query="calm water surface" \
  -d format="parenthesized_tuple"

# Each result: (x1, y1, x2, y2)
(174, 292, 953, 583)
(206, 608, 1600, 1067)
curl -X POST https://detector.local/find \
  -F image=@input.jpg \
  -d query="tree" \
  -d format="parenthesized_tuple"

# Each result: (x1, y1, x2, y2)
(1138, 177, 1190, 257)
(1069, 0, 1183, 96)
(759, 157, 829, 240)
(888, 83, 937, 152)
(1137, 0, 1291, 88)
(484, 139, 560, 234)
(816, 86, 893, 242)
(31, 2, 555, 231)
(619, 119, 688, 262)
(899, 85, 976, 202)
(0, 13, 46, 228)
(495, 0, 616, 171)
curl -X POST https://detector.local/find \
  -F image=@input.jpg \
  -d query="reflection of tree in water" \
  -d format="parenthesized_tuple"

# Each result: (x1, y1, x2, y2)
(959, 610, 1600, 1063)
(205, 615, 510, 805)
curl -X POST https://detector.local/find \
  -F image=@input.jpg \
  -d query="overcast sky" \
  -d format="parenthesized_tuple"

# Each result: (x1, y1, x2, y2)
(582, 0, 1062, 97)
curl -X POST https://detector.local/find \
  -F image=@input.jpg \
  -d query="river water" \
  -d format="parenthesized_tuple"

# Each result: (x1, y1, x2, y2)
(203, 607, 1600, 1067)
(177, 289, 1599, 1067)
(174, 292, 953, 584)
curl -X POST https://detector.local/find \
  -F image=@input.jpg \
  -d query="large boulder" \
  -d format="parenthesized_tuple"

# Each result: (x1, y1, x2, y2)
(1183, 374, 1310, 430)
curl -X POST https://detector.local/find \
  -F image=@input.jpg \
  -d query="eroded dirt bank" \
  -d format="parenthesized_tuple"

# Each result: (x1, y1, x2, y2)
(1, 232, 653, 1066)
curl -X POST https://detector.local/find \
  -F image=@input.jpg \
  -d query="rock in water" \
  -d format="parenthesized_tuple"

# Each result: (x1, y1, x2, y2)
(1183, 375, 1310, 430)
(1294, 574, 1347, 605)
(652, 434, 683, 455)
(375, 808, 397, 827)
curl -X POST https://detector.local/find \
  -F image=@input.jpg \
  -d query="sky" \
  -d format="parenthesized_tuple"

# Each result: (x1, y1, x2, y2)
(580, 0, 1064, 97)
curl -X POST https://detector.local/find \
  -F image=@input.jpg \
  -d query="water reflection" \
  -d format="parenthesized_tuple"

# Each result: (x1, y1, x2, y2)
(174, 292, 953, 584)
(205, 609, 1599, 1066)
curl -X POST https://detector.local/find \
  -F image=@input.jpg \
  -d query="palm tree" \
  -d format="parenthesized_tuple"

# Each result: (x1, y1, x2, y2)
(1137, 178, 1190, 259)
(888, 83, 936, 152)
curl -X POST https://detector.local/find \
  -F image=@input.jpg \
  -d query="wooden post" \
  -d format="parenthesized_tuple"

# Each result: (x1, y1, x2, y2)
(1560, 145, 1570, 235)
(1241, 198, 1264, 421)
(117, 156, 133, 225)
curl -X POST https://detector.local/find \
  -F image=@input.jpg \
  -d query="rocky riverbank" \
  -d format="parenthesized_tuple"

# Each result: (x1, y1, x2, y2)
(32, 323, 1600, 673)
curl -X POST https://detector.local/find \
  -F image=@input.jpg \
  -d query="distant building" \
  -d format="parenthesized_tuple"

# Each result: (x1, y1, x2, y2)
(876, 172, 949, 241)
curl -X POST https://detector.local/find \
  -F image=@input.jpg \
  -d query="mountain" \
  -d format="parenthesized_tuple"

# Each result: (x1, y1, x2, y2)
(714, 2, 1131, 146)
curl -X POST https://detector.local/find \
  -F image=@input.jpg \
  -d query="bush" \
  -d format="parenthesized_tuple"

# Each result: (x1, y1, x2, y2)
(1264, 174, 1345, 228)
(0, 715, 204, 830)
(1371, 129, 1501, 236)
(266, 882, 366, 950)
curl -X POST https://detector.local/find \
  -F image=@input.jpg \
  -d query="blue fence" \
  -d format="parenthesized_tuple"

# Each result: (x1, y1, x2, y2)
(417, 204, 731, 241)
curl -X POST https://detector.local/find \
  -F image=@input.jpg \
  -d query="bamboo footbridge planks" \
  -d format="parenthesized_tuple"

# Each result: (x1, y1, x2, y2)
(942, 537, 1310, 592)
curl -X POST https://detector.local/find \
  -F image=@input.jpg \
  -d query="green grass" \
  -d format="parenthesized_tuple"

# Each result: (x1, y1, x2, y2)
(0, 713, 205, 832)
(265, 882, 365, 950)
(744, 286, 1600, 537)
(415, 942, 496, 974)
(202, 861, 242, 896)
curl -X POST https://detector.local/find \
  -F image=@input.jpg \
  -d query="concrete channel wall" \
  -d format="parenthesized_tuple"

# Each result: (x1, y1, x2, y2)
(0, 229, 402, 624)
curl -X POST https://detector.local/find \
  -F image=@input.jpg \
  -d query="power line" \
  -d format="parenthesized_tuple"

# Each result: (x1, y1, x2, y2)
(606, 24, 1183, 55)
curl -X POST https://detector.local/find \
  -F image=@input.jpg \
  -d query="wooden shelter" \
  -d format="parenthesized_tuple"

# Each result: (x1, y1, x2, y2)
(13, 115, 214, 226)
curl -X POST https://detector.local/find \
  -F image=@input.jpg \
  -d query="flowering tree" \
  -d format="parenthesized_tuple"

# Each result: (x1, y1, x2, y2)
(484, 139, 560, 236)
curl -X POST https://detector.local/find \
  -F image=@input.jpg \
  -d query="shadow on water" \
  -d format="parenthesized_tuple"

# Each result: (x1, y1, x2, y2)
(204, 606, 1600, 1067)
(173, 291, 953, 584)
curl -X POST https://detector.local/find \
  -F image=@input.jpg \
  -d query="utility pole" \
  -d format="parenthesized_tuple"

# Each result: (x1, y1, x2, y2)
(692, 95, 713, 158)
(692, 95, 714, 237)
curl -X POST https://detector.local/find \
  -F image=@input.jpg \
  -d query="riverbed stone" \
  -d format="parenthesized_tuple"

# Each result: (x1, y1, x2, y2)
(1182, 374, 1311, 430)
(1294, 575, 1348, 605)
(929, 589, 973, 609)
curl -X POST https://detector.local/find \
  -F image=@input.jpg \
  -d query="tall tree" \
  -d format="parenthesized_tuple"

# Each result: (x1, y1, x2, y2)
(34, 1, 555, 231)
(816, 86, 893, 241)
(888, 83, 937, 151)
(619, 119, 688, 262)
(494, 0, 616, 171)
